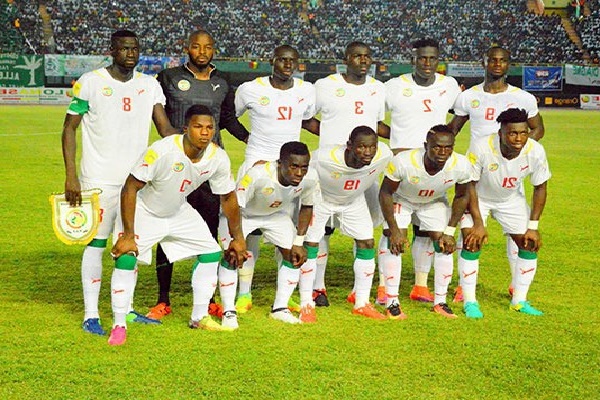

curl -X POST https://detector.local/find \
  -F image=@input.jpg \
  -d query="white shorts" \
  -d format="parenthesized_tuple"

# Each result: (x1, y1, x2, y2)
(81, 181, 121, 240)
(242, 212, 295, 249)
(306, 196, 373, 243)
(114, 202, 221, 265)
(460, 196, 529, 235)
(365, 182, 384, 228)
(393, 198, 450, 233)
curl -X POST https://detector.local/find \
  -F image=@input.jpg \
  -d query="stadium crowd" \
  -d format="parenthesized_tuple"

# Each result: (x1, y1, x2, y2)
(575, 0, 600, 63)
(5, 0, 590, 64)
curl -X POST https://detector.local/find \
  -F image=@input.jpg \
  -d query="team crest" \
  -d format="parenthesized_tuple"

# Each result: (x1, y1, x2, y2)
(335, 88, 345, 97)
(101, 87, 113, 96)
(262, 187, 274, 195)
(331, 171, 341, 179)
(402, 88, 413, 97)
(259, 96, 270, 106)
(409, 176, 420, 184)
(172, 162, 184, 172)
(177, 79, 191, 91)
(471, 99, 480, 109)
(488, 163, 499, 172)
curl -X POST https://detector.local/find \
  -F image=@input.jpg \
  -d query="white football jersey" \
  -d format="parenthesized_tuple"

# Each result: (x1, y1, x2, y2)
(385, 73, 461, 150)
(235, 77, 316, 164)
(67, 68, 166, 185)
(312, 142, 392, 205)
(453, 83, 539, 145)
(131, 135, 235, 217)
(385, 148, 472, 204)
(315, 74, 386, 147)
(236, 161, 319, 217)
(468, 135, 551, 202)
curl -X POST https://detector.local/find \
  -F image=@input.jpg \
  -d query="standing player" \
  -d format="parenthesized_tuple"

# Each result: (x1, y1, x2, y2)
(148, 30, 250, 320)
(379, 125, 473, 318)
(304, 41, 389, 307)
(232, 45, 317, 312)
(108, 105, 246, 345)
(298, 126, 392, 322)
(459, 108, 550, 318)
(382, 38, 462, 306)
(219, 142, 318, 325)
(61, 30, 178, 336)
(448, 45, 545, 301)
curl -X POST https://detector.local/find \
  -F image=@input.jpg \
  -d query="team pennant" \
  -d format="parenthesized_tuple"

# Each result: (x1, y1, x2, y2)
(49, 189, 102, 245)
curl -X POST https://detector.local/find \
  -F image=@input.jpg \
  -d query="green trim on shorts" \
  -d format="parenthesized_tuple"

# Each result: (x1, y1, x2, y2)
(306, 245, 319, 259)
(460, 249, 481, 260)
(281, 260, 296, 269)
(198, 251, 223, 263)
(355, 248, 375, 260)
(115, 254, 137, 270)
(433, 241, 442, 253)
(88, 238, 108, 248)
(518, 248, 538, 260)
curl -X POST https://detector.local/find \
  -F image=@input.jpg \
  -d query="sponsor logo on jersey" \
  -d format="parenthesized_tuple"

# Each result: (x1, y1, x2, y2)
(259, 96, 270, 106)
(402, 88, 412, 97)
(298, 97, 305, 103)
(137, 89, 145, 95)
(471, 99, 480, 109)
(262, 187, 274, 195)
(488, 163, 499, 172)
(335, 88, 345, 97)
(444, 179, 454, 184)
(177, 79, 191, 91)
(520, 165, 529, 171)
(172, 162, 184, 172)
(101, 86, 113, 96)
(409, 176, 420, 184)
(331, 171, 341, 179)
(439, 90, 447, 96)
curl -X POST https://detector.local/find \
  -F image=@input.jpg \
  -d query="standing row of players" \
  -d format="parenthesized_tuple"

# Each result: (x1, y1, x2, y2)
(61, 30, 550, 346)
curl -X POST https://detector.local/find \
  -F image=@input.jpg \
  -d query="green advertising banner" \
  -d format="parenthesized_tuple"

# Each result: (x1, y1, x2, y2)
(0, 54, 44, 87)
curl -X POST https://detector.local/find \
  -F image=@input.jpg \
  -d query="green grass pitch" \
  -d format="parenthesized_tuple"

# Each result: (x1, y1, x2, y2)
(0, 105, 598, 399)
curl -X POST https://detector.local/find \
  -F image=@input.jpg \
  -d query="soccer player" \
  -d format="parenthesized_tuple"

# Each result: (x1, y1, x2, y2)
(448, 45, 545, 301)
(379, 125, 473, 318)
(304, 41, 389, 307)
(459, 108, 550, 318)
(219, 142, 318, 325)
(382, 38, 462, 305)
(298, 126, 392, 322)
(61, 30, 178, 336)
(148, 30, 250, 320)
(108, 105, 246, 345)
(232, 45, 317, 312)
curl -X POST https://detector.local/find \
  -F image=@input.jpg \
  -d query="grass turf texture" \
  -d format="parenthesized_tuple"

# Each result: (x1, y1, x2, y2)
(0, 106, 598, 399)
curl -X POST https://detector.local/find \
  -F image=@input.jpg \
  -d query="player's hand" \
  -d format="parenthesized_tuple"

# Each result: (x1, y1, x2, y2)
(65, 177, 82, 207)
(111, 235, 138, 259)
(291, 245, 307, 267)
(463, 225, 488, 252)
(438, 234, 456, 254)
(226, 238, 248, 268)
(388, 228, 409, 256)
(523, 229, 541, 252)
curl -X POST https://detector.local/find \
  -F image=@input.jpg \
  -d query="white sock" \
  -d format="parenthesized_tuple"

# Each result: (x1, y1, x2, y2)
(412, 236, 433, 286)
(377, 237, 401, 308)
(299, 257, 317, 307)
(458, 252, 479, 303)
(433, 251, 453, 305)
(377, 235, 388, 288)
(219, 264, 238, 312)
(512, 252, 538, 304)
(191, 259, 219, 321)
(127, 267, 138, 314)
(238, 251, 256, 296)
(353, 257, 376, 308)
(273, 262, 300, 310)
(81, 246, 104, 320)
(313, 235, 330, 290)
(111, 267, 136, 328)
(507, 236, 519, 289)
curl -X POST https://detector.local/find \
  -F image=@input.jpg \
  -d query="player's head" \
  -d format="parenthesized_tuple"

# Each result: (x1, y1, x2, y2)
(346, 125, 378, 168)
(484, 46, 510, 80)
(271, 45, 299, 82)
(186, 30, 215, 69)
(497, 108, 529, 155)
(278, 141, 310, 187)
(411, 38, 439, 83)
(344, 41, 372, 78)
(424, 125, 455, 169)
(110, 30, 139, 70)
(183, 104, 216, 149)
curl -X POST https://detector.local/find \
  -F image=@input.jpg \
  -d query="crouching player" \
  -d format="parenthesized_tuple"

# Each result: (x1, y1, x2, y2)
(108, 105, 246, 345)
(379, 125, 473, 319)
(219, 141, 318, 325)
(459, 108, 550, 318)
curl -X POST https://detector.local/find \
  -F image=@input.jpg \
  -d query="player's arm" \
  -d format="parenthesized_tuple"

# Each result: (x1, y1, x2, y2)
(220, 87, 250, 143)
(523, 180, 547, 252)
(528, 113, 545, 141)
(379, 176, 406, 255)
(377, 121, 390, 139)
(447, 114, 469, 136)
(61, 113, 83, 206)
(302, 117, 320, 136)
(152, 103, 179, 137)
(111, 174, 146, 258)
(291, 204, 313, 267)
(462, 181, 488, 252)
(220, 190, 247, 267)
